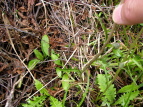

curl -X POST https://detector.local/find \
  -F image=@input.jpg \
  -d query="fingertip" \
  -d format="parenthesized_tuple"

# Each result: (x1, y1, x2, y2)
(113, 0, 143, 25)
(112, 4, 125, 25)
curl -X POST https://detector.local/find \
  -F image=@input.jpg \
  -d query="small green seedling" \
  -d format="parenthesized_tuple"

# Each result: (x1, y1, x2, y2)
(21, 79, 63, 107)
(28, 35, 50, 70)
(26, 34, 79, 107)
(41, 35, 50, 57)
(28, 35, 62, 70)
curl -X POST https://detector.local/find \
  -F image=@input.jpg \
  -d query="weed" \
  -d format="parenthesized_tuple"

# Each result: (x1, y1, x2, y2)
(22, 35, 77, 107)
(97, 74, 140, 107)
(21, 79, 63, 107)
(20, 1, 143, 107)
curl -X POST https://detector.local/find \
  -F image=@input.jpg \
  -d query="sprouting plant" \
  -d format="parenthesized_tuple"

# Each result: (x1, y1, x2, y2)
(49, 96, 63, 107)
(21, 79, 63, 107)
(97, 74, 116, 107)
(41, 34, 50, 57)
(28, 34, 63, 69)
(97, 74, 140, 107)
(28, 35, 50, 70)
(94, 41, 143, 106)
(25, 35, 79, 107)
(114, 84, 139, 107)
(21, 95, 47, 107)
(34, 79, 49, 96)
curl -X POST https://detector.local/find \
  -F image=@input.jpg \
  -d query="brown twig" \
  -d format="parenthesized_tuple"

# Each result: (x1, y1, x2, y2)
(2, 13, 35, 80)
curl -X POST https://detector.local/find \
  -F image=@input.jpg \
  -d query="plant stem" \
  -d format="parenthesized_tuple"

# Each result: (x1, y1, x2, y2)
(81, 23, 117, 72)
(62, 90, 68, 107)
(77, 71, 90, 107)
(96, 27, 143, 102)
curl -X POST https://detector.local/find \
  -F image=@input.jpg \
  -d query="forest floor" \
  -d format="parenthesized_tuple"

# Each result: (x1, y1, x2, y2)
(0, 0, 143, 107)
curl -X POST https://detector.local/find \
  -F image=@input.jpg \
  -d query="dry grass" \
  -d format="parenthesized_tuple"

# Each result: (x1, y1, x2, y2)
(0, 0, 143, 107)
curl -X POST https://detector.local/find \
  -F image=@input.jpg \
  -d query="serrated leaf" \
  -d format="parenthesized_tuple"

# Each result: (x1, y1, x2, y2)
(56, 68, 62, 78)
(118, 84, 139, 93)
(41, 35, 49, 57)
(62, 74, 70, 91)
(49, 96, 63, 107)
(97, 74, 116, 104)
(114, 91, 139, 106)
(101, 97, 111, 107)
(34, 49, 44, 61)
(34, 79, 49, 96)
(22, 96, 47, 107)
(104, 84, 116, 103)
(28, 59, 40, 70)
(51, 54, 62, 66)
(97, 74, 109, 92)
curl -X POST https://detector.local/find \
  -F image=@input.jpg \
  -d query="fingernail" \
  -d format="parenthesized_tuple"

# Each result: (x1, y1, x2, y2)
(112, 4, 124, 25)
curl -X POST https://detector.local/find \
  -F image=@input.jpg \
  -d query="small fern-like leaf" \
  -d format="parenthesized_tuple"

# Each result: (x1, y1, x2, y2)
(49, 96, 63, 107)
(114, 91, 139, 106)
(118, 84, 139, 93)
(104, 81, 116, 103)
(22, 96, 47, 107)
(97, 74, 116, 104)
(34, 79, 49, 96)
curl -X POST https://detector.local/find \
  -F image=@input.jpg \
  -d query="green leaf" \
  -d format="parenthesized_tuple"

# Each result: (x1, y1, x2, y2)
(22, 96, 47, 107)
(97, 74, 116, 104)
(34, 79, 49, 96)
(132, 57, 143, 71)
(139, 23, 143, 26)
(49, 96, 63, 107)
(56, 68, 62, 78)
(28, 59, 40, 70)
(62, 68, 80, 73)
(62, 74, 70, 91)
(41, 35, 49, 57)
(114, 91, 139, 106)
(56, 68, 79, 73)
(51, 53, 62, 66)
(118, 84, 139, 93)
(34, 49, 44, 61)
(113, 48, 122, 57)
(71, 57, 79, 61)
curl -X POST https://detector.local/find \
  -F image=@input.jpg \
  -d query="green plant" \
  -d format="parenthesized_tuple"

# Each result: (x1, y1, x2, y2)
(28, 35, 62, 70)
(21, 79, 63, 107)
(2, 1, 143, 107)
(92, 36, 143, 106)
(97, 74, 140, 107)
(97, 74, 116, 106)
(24, 35, 79, 107)
(28, 35, 50, 70)
(114, 84, 139, 107)
(21, 95, 47, 107)
(49, 96, 63, 107)
(24, 2, 143, 107)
